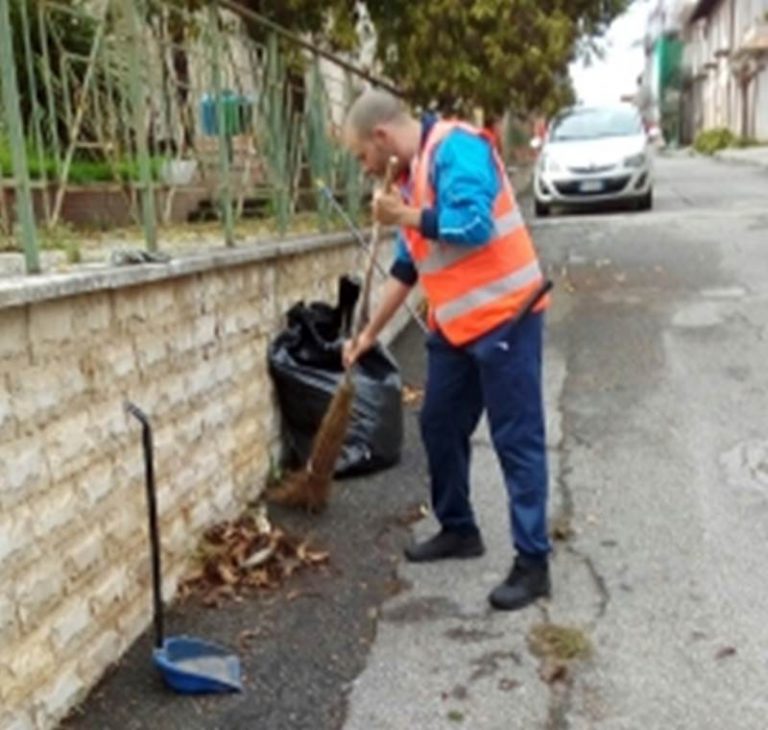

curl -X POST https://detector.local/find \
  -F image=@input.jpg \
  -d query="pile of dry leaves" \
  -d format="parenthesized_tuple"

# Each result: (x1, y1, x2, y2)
(402, 384, 424, 406)
(180, 505, 329, 607)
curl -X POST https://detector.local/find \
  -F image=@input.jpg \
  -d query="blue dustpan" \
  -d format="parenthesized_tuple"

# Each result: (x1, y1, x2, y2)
(126, 402, 243, 695)
(153, 636, 242, 693)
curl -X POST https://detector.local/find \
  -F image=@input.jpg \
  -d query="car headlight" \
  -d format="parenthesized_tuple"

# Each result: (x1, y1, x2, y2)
(624, 153, 646, 168)
(540, 155, 562, 173)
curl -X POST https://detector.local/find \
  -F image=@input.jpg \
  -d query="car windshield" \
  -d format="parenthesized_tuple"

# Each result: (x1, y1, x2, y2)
(549, 108, 643, 141)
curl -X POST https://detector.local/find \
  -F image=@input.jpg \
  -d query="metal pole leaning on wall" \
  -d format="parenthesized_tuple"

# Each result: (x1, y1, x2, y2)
(124, 0, 158, 251)
(0, 0, 41, 274)
(208, 0, 235, 247)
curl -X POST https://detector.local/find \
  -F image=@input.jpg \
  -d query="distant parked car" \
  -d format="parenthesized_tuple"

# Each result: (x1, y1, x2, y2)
(532, 105, 654, 216)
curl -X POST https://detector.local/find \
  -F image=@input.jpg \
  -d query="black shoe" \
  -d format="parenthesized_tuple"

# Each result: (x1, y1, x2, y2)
(489, 557, 551, 611)
(404, 529, 485, 563)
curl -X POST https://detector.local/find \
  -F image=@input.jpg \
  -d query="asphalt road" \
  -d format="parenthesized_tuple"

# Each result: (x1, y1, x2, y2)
(62, 153, 768, 730)
(344, 153, 768, 730)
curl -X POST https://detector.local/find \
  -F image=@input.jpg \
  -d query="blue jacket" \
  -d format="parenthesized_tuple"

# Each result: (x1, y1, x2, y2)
(390, 115, 500, 286)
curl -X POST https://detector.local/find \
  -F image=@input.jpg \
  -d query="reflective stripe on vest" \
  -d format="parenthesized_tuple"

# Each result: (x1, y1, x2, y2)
(404, 119, 547, 345)
(418, 207, 526, 275)
(434, 259, 542, 326)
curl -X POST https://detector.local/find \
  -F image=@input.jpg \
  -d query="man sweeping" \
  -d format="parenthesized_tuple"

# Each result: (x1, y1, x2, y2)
(342, 89, 551, 612)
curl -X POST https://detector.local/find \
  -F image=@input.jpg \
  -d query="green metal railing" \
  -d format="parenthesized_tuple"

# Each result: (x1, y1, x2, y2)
(0, 0, 386, 274)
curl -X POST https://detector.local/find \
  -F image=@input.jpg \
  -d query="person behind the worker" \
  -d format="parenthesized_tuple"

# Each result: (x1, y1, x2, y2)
(341, 88, 551, 612)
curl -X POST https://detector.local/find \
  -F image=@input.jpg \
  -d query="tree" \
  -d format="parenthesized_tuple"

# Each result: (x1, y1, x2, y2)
(230, 0, 359, 51)
(363, 0, 630, 117)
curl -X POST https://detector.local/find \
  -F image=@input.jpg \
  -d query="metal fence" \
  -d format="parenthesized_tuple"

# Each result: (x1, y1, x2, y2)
(0, 0, 379, 273)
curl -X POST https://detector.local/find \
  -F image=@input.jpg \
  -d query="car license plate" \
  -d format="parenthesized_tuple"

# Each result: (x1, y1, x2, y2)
(579, 180, 604, 193)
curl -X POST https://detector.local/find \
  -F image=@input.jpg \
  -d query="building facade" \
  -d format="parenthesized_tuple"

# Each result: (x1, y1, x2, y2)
(638, 1, 690, 144)
(682, 0, 768, 141)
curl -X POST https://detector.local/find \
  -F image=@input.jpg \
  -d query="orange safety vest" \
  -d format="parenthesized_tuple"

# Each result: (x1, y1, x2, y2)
(402, 120, 549, 346)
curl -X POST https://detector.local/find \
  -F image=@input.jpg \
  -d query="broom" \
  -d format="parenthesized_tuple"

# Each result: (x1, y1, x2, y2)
(270, 158, 398, 512)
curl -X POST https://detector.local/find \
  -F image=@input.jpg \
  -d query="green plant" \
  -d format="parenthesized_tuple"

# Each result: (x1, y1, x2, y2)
(693, 127, 736, 155)
(734, 136, 760, 148)
(528, 623, 592, 661)
(38, 223, 81, 263)
(0, 136, 162, 183)
(0, 136, 56, 179)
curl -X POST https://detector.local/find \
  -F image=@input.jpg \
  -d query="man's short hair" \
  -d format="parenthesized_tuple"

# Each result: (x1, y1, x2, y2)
(345, 88, 408, 139)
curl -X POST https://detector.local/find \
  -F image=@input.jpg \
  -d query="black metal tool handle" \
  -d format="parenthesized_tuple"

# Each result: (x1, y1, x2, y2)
(125, 401, 165, 650)
(514, 278, 553, 325)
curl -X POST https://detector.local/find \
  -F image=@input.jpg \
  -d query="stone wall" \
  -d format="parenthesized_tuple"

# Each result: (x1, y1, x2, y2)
(0, 231, 418, 730)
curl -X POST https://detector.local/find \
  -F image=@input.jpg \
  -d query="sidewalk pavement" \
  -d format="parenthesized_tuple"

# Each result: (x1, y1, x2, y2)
(714, 145, 768, 170)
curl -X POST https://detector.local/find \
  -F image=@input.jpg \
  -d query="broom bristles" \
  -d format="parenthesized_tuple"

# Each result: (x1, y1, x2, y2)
(269, 375, 355, 512)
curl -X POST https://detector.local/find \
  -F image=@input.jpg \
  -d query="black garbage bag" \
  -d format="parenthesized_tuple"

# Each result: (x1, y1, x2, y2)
(268, 276, 403, 478)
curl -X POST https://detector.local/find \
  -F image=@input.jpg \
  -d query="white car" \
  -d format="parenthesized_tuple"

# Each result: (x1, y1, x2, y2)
(533, 105, 654, 216)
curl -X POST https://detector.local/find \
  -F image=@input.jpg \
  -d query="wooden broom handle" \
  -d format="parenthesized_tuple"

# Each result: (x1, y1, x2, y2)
(353, 156, 398, 337)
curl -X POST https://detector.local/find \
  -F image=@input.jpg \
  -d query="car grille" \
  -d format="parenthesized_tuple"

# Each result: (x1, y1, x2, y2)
(553, 175, 632, 197)
(568, 164, 615, 174)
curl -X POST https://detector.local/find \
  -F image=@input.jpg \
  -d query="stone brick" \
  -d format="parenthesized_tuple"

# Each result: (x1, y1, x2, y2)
(28, 300, 74, 349)
(109, 458, 143, 496)
(2, 627, 55, 699)
(162, 373, 188, 411)
(7, 366, 60, 424)
(113, 288, 147, 329)
(64, 530, 106, 579)
(99, 500, 143, 549)
(0, 307, 28, 361)
(31, 483, 82, 539)
(77, 629, 121, 687)
(15, 559, 66, 629)
(0, 713, 34, 730)
(164, 515, 193, 558)
(193, 314, 217, 348)
(212, 476, 235, 515)
(201, 399, 228, 432)
(0, 439, 47, 507)
(171, 278, 200, 314)
(43, 411, 92, 477)
(36, 665, 83, 728)
(141, 285, 176, 321)
(188, 498, 214, 532)
(0, 381, 14, 437)
(168, 464, 203, 507)
(185, 360, 218, 400)
(232, 304, 262, 335)
(100, 341, 138, 382)
(87, 402, 131, 446)
(166, 320, 195, 356)
(0, 591, 18, 642)
(198, 274, 230, 311)
(72, 293, 112, 338)
(214, 429, 237, 458)
(114, 592, 150, 644)
(88, 567, 128, 618)
(50, 597, 92, 652)
(77, 461, 114, 507)
(134, 334, 169, 373)
(0, 508, 33, 565)
(175, 411, 204, 446)
(213, 356, 235, 384)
